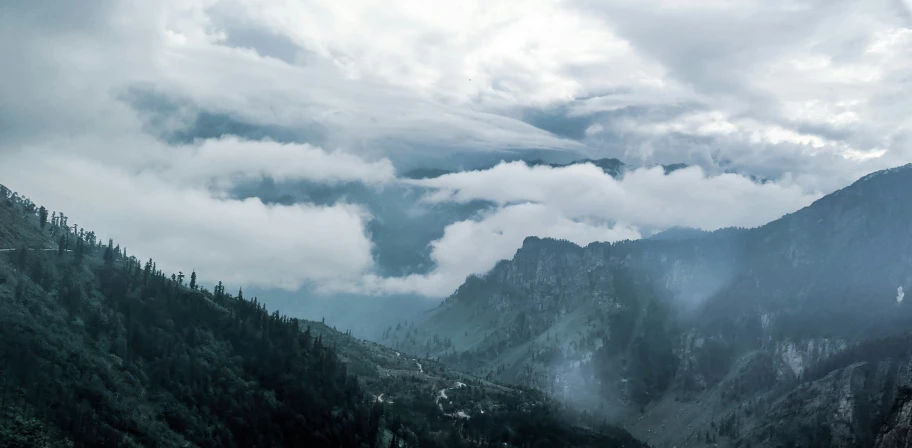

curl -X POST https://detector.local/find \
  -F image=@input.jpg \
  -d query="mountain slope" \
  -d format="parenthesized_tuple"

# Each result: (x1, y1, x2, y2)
(0, 192, 394, 447)
(381, 163, 912, 447)
(0, 184, 647, 447)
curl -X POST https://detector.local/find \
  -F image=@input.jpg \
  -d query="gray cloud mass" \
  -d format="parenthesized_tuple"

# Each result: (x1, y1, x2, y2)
(1, 0, 909, 300)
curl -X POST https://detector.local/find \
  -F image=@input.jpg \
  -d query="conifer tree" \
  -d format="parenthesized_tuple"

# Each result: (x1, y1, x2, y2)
(38, 206, 48, 229)
(57, 234, 66, 256)
(74, 238, 85, 263)
(103, 239, 115, 267)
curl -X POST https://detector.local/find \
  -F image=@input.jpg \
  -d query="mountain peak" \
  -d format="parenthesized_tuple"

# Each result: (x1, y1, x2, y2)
(854, 163, 912, 184)
(517, 236, 584, 254)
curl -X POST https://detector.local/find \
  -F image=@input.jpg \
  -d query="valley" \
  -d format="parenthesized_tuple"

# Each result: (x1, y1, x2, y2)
(3, 164, 912, 447)
(380, 164, 912, 447)
(4, 1, 907, 446)
(0, 184, 645, 447)
(5, 163, 912, 447)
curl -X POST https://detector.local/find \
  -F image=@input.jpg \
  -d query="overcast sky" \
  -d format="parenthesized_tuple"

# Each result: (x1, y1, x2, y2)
(1, 0, 910, 298)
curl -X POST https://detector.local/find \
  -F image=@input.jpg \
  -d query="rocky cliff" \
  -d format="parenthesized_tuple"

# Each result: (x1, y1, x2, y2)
(381, 163, 912, 447)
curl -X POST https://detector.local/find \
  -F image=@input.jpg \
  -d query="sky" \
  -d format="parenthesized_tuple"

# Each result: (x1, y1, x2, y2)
(1, 0, 910, 301)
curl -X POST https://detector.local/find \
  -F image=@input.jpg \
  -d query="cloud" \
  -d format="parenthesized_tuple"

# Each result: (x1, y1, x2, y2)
(409, 161, 821, 231)
(338, 203, 641, 297)
(331, 161, 819, 298)
(2, 0, 911, 302)
(571, 0, 912, 184)
(0, 0, 395, 291)
(0, 0, 581, 292)
(1, 0, 584, 155)
(159, 136, 397, 189)
(0, 149, 374, 290)
(211, 0, 681, 109)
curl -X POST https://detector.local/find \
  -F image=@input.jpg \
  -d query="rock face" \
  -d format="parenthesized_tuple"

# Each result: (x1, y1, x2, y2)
(381, 164, 912, 447)
(877, 385, 912, 448)
(743, 341, 912, 448)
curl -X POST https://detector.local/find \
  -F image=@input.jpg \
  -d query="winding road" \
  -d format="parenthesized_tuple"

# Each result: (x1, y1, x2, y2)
(435, 381, 469, 419)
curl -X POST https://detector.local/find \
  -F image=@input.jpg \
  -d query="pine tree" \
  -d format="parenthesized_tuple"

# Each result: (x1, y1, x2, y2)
(38, 206, 48, 229)
(74, 238, 85, 263)
(189, 270, 197, 290)
(103, 239, 115, 267)
(143, 259, 153, 284)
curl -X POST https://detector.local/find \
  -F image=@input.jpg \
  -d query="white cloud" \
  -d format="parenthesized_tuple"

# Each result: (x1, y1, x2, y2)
(338, 203, 640, 297)
(0, 0, 582, 292)
(639, 112, 830, 148)
(572, 0, 912, 181)
(0, 149, 374, 290)
(0, 0, 584, 156)
(409, 161, 820, 231)
(336, 161, 822, 298)
(213, 0, 681, 109)
(160, 136, 397, 189)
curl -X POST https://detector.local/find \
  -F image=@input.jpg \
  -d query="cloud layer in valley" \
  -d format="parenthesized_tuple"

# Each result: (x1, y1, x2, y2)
(347, 161, 821, 297)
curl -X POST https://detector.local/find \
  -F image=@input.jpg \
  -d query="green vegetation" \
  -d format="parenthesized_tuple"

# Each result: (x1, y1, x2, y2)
(0, 189, 389, 447)
(0, 184, 646, 447)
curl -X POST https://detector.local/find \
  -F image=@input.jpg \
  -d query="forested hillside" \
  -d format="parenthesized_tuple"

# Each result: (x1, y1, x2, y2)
(0, 185, 396, 447)
(0, 184, 646, 448)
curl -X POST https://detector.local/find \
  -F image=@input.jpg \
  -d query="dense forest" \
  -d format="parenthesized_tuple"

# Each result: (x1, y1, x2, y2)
(0, 184, 646, 447)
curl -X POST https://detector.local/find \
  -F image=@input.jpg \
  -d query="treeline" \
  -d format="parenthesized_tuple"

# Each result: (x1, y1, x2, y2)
(0, 186, 390, 447)
(0, 185, 647, 448)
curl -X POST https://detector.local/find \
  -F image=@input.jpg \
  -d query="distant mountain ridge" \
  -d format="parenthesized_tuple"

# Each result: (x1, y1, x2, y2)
(401, 157, 688, 180)
(382, 163, 912, 448)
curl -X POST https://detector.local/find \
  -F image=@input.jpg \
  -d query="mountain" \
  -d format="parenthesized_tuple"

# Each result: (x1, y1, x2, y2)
(401, 168, 456, 180)
(0, 184, 646, 447)
(402, 158, 630, 180)
(380, 163, 912, 447)
(402, 158, 694, 181)
(647, 226, 711, 241)
(527, 158, 628, 178)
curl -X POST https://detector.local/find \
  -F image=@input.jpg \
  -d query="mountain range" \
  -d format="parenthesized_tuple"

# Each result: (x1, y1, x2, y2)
(402, 158, 679, 180)
(3, 162, 912, 447)
(0, 185, 645, 447)
(381, 163, 912, 448)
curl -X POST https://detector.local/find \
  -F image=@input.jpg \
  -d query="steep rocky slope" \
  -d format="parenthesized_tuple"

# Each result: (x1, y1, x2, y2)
(382, 163, 912, 447)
